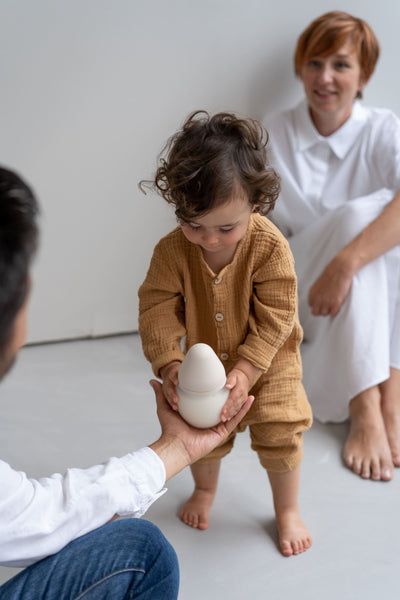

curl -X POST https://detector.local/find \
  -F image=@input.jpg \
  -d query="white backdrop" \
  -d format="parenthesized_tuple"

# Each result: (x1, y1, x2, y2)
(0, 0, 397, 343)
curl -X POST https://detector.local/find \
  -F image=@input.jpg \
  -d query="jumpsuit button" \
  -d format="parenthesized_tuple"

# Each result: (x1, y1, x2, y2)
(215, 312, 224, 322)
(220, 352, 229, 361)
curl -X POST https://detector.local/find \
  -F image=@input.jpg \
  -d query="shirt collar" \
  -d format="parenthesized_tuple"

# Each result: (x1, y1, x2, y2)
(295, 99, 368, 159)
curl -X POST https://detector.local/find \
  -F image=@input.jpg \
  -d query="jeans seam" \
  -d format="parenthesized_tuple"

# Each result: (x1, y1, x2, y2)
(73, 567, 146, 599)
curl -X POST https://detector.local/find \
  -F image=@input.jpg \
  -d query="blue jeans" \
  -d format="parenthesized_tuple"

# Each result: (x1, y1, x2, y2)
(0, 519, 179, 599)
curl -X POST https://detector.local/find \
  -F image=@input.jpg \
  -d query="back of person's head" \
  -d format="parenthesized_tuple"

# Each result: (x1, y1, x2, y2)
(0, 167, 39, 370)
(294, 11, 380, 95)
(143, 110, 280, 221)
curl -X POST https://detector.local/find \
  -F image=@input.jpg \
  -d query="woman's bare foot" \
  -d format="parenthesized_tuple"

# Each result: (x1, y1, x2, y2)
(179, 460, 220, 530)
(179, 489, 214, 530)
(343, 386, 393, 480)
(276, 509, 312, 557)
(381, 368, 400, 466)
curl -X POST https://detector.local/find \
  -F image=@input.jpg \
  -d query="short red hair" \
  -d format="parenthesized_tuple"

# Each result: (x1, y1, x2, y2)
(294, 11, 380, 89)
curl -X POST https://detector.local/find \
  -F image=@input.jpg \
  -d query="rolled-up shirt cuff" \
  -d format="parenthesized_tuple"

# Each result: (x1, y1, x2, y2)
(118, 446, 167, 516)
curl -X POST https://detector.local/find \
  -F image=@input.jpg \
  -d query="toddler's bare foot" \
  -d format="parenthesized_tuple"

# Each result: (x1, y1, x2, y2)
(267, 466, 311, 557)
(381, 368, 400, 467)
(276, 510, 312, 557)
(343, 387, 393, 481)
(179, 489, 214, 530)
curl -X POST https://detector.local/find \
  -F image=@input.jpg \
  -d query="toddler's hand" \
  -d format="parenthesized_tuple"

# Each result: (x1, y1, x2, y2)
(220, 368, 250, 422)
(160, 361, 181, 411)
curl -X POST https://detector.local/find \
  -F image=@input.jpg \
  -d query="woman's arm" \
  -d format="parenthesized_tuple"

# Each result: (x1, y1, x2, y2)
(309, 189, 400, 316)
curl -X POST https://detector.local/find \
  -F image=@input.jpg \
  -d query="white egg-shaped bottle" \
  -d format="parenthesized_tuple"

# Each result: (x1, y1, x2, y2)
(177, 343, 229, 428)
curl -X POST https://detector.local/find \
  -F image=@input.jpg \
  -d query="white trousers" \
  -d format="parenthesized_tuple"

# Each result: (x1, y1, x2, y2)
(289, 190, 400, 423)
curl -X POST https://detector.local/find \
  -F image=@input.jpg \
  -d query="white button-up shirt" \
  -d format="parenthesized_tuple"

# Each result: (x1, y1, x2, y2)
(0, 447, 166, 567)
(265, 99, 400, 237)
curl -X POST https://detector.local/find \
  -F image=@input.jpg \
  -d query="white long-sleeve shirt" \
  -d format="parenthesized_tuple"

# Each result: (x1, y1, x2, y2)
(0, 446, 166, 568)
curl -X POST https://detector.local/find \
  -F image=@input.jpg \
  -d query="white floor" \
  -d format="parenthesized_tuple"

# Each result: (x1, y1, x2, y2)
(0, 334, 399, 599)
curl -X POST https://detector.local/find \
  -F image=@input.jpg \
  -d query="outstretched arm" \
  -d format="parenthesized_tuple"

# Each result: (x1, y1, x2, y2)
(0, 382, 253, 567)
(309, 189, 400, 316)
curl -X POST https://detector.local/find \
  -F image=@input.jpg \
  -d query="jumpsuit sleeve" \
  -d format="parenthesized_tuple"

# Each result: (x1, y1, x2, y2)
(237, 237, 298, 372)
(138, 239, 186, 377)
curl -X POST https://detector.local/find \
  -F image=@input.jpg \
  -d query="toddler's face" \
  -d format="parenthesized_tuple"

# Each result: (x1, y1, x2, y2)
(180, 194, 253, 257)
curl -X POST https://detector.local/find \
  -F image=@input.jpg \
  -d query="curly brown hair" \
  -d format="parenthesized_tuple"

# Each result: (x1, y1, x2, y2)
(140, 110, 280, 221)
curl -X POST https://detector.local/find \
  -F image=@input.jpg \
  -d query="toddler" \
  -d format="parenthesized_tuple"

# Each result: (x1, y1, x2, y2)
(139, 111, 313, 556)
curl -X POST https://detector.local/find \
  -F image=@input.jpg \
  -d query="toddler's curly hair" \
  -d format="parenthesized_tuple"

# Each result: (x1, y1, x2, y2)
(141, 110, 280, 221)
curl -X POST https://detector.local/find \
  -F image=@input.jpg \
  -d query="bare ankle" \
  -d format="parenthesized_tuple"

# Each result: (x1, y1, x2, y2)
(349, 387, 381, 419)
(275, 503, 299, 521)
(192, 487, 216, 501)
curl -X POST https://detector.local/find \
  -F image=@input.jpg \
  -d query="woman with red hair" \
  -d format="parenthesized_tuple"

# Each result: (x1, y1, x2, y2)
(265, 11, 400, 482)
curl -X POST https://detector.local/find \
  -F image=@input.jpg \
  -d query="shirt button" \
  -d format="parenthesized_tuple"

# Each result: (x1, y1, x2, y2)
(215, 312, 224, 322)
(214, 277, 222, 284)
(220, 353, 229, 361)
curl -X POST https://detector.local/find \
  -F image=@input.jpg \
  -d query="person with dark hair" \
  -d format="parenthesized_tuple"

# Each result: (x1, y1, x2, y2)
(0, 170, 38, 378)
(0, 166, 254, 598)
(264, 11, 400, 482)
(139, 111, 313, 557)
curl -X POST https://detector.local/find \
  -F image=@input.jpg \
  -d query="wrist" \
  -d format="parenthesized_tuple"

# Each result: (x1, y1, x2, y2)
(334, 247, 360, 277)
(232, 358, 260, 386)
(338, 229, 375, 274)
(231, 366, 250, 383)
(160, 360, 181, 380)
(149, 434, 190, 481)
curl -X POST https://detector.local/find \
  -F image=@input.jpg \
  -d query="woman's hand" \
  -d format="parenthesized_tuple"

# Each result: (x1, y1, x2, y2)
(159, 361, 181, 410)
(309, 190, 400, 317)
(308, 254, 355, 316)
(149, 380, 254, 480)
